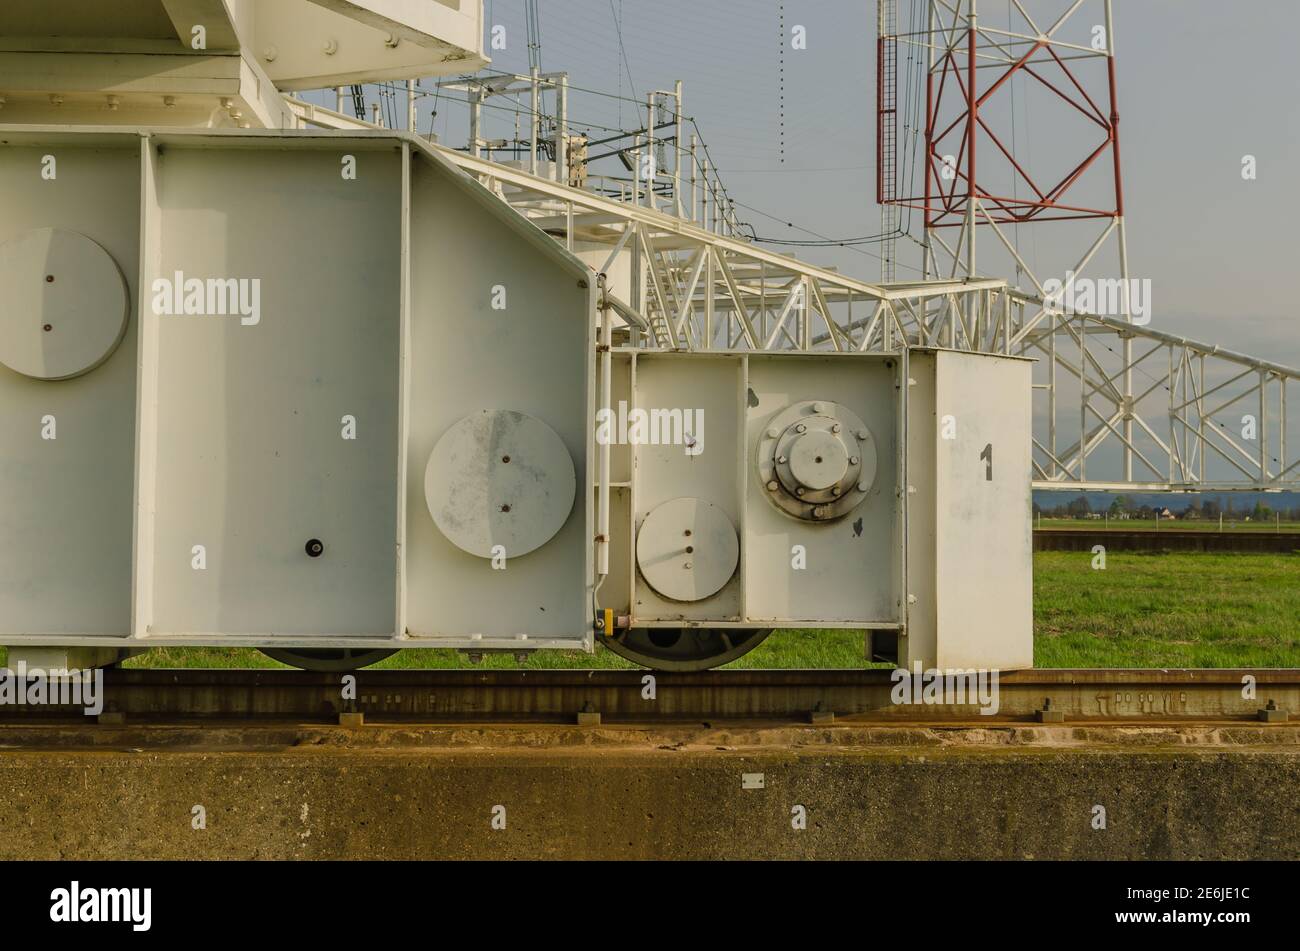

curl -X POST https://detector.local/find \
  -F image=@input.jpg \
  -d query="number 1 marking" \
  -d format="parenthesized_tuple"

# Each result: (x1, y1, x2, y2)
(980, 443, 993, 481)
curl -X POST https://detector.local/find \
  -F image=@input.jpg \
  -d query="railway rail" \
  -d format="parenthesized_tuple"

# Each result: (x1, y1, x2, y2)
(0, 668, 1295, 725)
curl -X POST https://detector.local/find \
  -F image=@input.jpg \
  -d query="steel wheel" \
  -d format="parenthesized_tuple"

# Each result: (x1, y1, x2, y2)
(602, 627, 772, 672)
(260, 648, 398, 672)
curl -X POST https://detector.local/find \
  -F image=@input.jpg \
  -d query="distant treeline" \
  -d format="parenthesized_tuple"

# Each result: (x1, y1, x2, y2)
(1033, 495, 1298, 521)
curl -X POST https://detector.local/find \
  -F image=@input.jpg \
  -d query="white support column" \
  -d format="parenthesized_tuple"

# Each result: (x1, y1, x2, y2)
(469, 86, 481, 158)
(556, 74, 569, 185)
(645, 93, 656, 211)
(673, 81, 684, 219)
(529, 66, 540, 176)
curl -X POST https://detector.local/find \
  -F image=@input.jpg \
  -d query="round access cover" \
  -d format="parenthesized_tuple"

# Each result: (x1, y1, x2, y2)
(0, 227, 129, 380)
(636, 497, 739, 602)
(425, 410, 577, 559)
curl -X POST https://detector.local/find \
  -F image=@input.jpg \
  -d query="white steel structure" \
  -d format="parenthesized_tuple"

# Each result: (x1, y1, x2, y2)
(0, 1, 1293, 674)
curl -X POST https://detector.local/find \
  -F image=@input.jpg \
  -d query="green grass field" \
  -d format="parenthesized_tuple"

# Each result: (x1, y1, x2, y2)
(1033, 551, 1300, 667)
(2, 551, 1297, 670)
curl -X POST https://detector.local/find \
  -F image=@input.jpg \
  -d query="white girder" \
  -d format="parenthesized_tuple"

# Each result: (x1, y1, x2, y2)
(409, 135, 1300, 494)
(283, 94, 1300, 494)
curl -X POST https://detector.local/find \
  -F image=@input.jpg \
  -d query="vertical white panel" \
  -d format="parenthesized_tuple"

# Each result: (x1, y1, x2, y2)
(932, 350, 1033, 669)
(744, 354, 900, 624)
(903, 350, 937, 666)
(403, 149, 593, 646)
(0, 140, 139, 637)
(148, 142, 402, 636)
(631, 354, 743, 621)
(395, 141, 412, 638)
(132, 136, 162, 637)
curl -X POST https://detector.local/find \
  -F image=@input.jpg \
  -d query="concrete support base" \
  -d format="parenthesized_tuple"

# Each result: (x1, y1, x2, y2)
(3, 646, 144, 671)
(0, 723, 1296, 860)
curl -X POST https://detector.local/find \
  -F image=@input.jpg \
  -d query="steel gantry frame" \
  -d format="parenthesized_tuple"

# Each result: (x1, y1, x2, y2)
(284, 25, 1299, 494)
(431, 139, 1299, 493)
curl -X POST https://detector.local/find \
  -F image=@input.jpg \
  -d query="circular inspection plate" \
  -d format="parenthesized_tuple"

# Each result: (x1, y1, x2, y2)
(0, 228, 129, 380)
(425, 410, 577, 559)
(636, 497, 739, 602)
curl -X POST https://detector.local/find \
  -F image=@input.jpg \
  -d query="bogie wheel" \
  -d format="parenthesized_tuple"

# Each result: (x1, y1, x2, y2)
(260, 648, 399, 672)
(602, 627, 772, 672)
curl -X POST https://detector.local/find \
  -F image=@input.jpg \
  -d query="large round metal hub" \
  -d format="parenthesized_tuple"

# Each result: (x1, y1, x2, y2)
(425, 410, 577, 559)
(602, 627, 772, 671)
(0, 227, 129, 380)
(636, 497, 739, 602)
(756, 401, 877, 521)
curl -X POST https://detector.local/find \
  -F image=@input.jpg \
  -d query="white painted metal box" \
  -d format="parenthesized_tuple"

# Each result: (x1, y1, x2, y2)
(0, 128, 1032, 672)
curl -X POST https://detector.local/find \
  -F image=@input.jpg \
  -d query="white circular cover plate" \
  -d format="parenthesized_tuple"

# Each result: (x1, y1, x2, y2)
(0, 227, 129, 380)
(636, 497, 739, 602)
(425, 410, 577, 559)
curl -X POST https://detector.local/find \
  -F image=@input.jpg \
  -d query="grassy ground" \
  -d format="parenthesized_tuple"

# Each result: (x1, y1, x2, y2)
(1033, 550, 1300, 667)
(116, 627, 875, 672)
(2, 552, 1297, 670)
(1036, 517, 1300, 533)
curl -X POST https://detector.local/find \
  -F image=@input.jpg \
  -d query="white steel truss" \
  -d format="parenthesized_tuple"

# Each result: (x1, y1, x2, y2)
(284, 93, 1300, 495)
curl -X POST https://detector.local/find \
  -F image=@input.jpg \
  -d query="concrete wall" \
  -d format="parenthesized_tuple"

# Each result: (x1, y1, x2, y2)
(1, 725, 1295, 859)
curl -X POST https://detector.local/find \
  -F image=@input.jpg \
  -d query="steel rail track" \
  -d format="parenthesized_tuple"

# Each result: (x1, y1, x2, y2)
(1033, 529, 1300, 553)
(0, 668, 1295, 724)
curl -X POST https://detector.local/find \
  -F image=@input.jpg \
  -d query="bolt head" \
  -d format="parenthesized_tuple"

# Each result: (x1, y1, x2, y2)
(831, 423, 841, 434)
(812, 402, 827, 413)
(795, 487, 805, 497)
(850, 456, 860, 466)
(831, 486, 841, 496)
(766, 427, 779, 439)
(857, 430, 869, 440)
(857, 481, 869, 492)
(777, 455, 787, 464)
(796, 423, 807, 434)
(766, 480, 779, 491)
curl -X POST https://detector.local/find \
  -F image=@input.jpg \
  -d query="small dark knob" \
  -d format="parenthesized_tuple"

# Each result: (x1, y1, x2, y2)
(305, 538, 324, 558)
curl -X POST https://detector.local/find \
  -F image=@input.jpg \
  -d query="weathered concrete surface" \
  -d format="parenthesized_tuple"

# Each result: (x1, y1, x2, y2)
(1, 722, 1297, 860)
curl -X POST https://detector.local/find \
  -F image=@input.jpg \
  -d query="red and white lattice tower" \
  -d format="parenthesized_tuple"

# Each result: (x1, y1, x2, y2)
(880, 0, 1127, 288)
(879, 0, 1138, 475)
